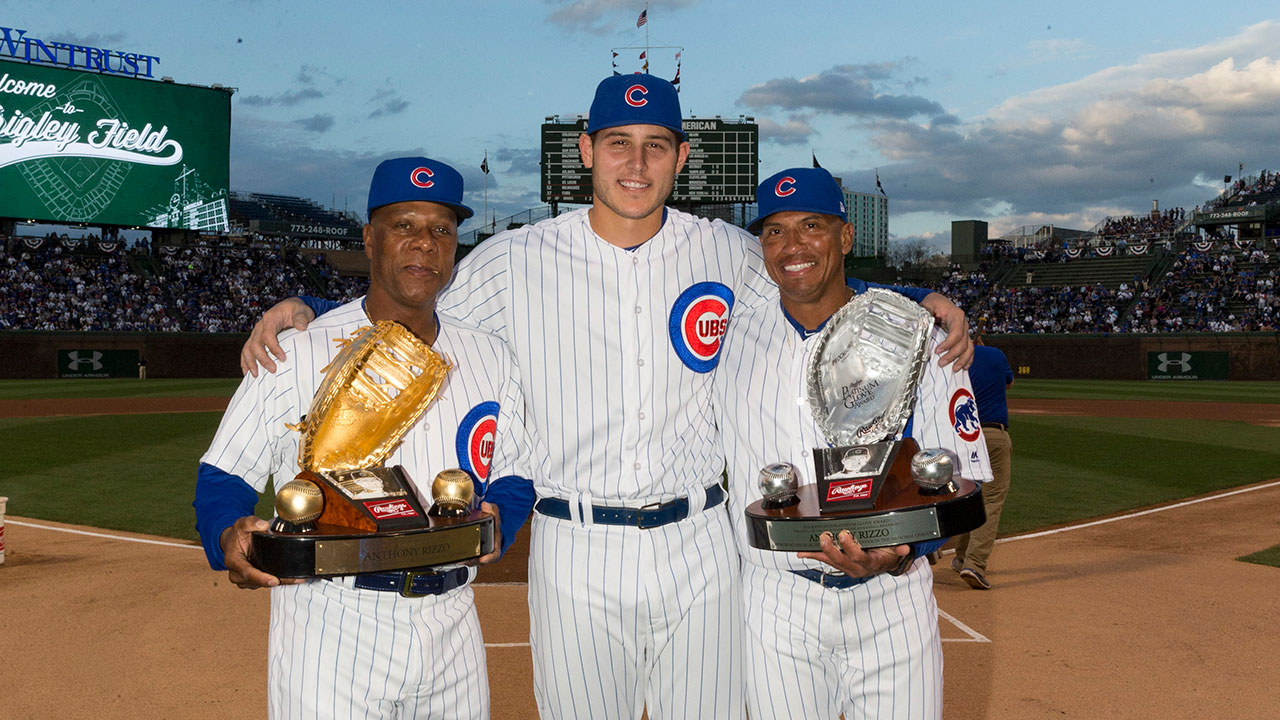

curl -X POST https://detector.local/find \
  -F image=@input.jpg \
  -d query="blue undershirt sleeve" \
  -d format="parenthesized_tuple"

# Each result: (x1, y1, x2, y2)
(481, 475, 536, 558)
(299, 295, 341, 319)
(194, 462, 261, 571)
(866, 281, 932, 303)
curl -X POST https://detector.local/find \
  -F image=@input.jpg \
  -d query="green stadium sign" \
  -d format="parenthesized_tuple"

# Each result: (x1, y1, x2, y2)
(57, 349, 140, 378)
(1146, 351, 1228, 380)
(0, 59, 230, 230)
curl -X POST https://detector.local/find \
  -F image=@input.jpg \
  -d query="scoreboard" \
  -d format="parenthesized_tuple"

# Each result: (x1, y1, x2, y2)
(541, 117, 758, 204)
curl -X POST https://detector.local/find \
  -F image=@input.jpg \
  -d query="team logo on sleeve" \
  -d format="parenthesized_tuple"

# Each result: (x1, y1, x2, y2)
(456, 401, 499, 482)
(668, 282, 735, 373)
(949, 389, 981, 443)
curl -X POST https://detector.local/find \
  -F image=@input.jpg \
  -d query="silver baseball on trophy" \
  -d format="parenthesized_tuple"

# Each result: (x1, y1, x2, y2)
(909, 448, 957, 495)
(744, 289, 986, 551)
(758, 463, 800, 509)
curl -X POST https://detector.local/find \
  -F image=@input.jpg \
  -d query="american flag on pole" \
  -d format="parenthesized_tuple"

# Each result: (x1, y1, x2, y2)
(636, 9, 647, 27)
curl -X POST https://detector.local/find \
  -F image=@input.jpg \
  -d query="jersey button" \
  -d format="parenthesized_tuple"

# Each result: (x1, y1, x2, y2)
(633, 462, 642, 470)
(637, 359, 645, 367)
(638, 412, 646, 420)
(634, 306, 642, 314)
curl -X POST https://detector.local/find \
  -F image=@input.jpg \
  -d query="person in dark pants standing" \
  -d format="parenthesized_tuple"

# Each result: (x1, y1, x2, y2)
(951, 337, 1014, 589)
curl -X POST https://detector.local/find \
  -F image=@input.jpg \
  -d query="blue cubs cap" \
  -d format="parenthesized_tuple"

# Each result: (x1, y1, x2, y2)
(587, 74, 687, 141)
(747, 167, 847, 234)
(367, 156, 474, 222)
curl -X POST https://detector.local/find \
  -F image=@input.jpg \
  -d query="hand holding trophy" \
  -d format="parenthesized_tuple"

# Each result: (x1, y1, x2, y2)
(251, 321, 495, 577)
(745, 289, 985, 552)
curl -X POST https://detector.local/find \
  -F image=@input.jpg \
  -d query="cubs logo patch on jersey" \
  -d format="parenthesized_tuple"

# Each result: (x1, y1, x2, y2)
(455, 401, 499, 484)
(668, 281, 735, 373)
(949, 388, 981, 443)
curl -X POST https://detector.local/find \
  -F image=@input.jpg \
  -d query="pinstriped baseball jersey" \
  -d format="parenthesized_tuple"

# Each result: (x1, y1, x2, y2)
(714, 291, 991, 720)
(201, 298, 532, 719)
(438, 207, 775, 503)
(717, 296, 992, 573)
(438, 207, 771, 719)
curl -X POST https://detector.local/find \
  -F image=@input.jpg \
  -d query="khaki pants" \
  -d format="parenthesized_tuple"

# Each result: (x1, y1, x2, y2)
(953, 427, 1011, 574)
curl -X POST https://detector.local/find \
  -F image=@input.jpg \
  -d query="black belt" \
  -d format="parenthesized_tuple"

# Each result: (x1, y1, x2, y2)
(351, 567, 471, 598)
(791, 568, 873, 590)
(981, 421, 1008, 432)
(534, 483, 726, 529)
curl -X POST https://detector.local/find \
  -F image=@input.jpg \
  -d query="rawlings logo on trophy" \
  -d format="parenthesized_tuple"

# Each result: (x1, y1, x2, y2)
(745, 289, 985, 551)
(250, 321, 495, 578)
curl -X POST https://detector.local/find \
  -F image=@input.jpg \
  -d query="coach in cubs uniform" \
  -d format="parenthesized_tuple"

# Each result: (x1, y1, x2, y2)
(194, 158, 535, 720)
(241, 77, 974, 719)
(716, 168, 993, 720)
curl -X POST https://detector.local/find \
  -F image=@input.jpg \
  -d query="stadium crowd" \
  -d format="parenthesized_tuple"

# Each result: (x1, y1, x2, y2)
(2, 221, 1276, 335)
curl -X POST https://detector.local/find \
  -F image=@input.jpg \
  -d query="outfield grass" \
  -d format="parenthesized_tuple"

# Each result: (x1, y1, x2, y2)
(0, 412, 274, 541)
(1002, 415, 1280, 534)
(1008, 379, 1280, 404)
(0, 378, 241, 400)
(1, 377, 1277, 543)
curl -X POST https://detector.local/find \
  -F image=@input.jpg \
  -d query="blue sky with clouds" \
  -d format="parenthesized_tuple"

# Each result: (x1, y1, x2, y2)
(4, 0, 1278, 248)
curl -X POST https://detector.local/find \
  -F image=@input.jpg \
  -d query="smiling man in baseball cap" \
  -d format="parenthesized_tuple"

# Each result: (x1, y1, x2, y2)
(196, 155, 536, 719)
(715, 166, 993, 720)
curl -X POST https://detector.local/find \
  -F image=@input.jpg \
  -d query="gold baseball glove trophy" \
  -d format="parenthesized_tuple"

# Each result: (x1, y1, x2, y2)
(251, 321, 495, 577)
(745, 290, 985, 551)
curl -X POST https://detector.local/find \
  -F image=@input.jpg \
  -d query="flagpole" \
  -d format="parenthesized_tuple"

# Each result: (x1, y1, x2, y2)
(645, 1, 649, 70)
(483, 150, 489, 234)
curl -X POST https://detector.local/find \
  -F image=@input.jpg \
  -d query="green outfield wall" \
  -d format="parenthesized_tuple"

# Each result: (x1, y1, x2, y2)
(0, 330, 243, 378)
(987, 333, 1280, 381)
(0, 331, 1276, 380)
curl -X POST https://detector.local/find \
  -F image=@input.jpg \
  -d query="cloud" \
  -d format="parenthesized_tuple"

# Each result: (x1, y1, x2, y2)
(740, 63, 946, 120)
(240, 87, 325, 107)
(295, 114, 334, 133)
(368, 98, 409, 119)
(230, 116, 537, 225)
(845, 21, 1280, 226)
(757, 116, 814, 146)
(41, 30, 128, 47)
(545, 0, 698, 33)
(496, 147, 541, 175)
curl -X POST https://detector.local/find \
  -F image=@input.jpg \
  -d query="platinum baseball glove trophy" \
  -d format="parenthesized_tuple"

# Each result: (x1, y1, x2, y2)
(745, 289, 986, 551)
(250, 320, 495, 577)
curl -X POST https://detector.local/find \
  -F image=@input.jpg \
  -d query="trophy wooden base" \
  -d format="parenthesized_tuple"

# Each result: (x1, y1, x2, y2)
(745, 477, 984, 552)
(251, 512, 495, 578)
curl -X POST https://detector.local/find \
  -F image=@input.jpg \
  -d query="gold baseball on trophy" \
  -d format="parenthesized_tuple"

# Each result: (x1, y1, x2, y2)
(431, 469, 475, 516)
(275, 478, 325, 523)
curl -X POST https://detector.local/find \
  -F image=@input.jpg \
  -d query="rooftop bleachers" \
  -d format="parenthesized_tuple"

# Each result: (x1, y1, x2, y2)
(1005, 255, 1157, 290)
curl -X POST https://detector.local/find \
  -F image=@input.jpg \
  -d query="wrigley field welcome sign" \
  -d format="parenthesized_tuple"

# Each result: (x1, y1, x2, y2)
(0, 57, 231, 231)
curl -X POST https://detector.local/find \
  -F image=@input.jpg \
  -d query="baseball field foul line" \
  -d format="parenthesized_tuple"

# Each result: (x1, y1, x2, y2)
(994, 479, 1280, 545)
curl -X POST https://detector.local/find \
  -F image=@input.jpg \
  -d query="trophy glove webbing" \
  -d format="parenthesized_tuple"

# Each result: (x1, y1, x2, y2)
(194, 462, 261, 571)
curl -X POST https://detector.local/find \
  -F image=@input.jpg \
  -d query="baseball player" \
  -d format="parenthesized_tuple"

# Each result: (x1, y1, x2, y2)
(239, 77, 974, 719)
(194, 157, 535, 720)
(715, 167, 993, 720)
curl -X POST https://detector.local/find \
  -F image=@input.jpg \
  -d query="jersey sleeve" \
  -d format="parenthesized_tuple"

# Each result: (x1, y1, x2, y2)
(905, 327, 993, 484)
(866, 281, 932, 304)
(300, 295, 342, 318)
(437, 236, 513, 335)
(481, 349, 536, 557)
(193, 462, 260, 571)
(200, 341, 301, 491)
(732, 233, 780, 311)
